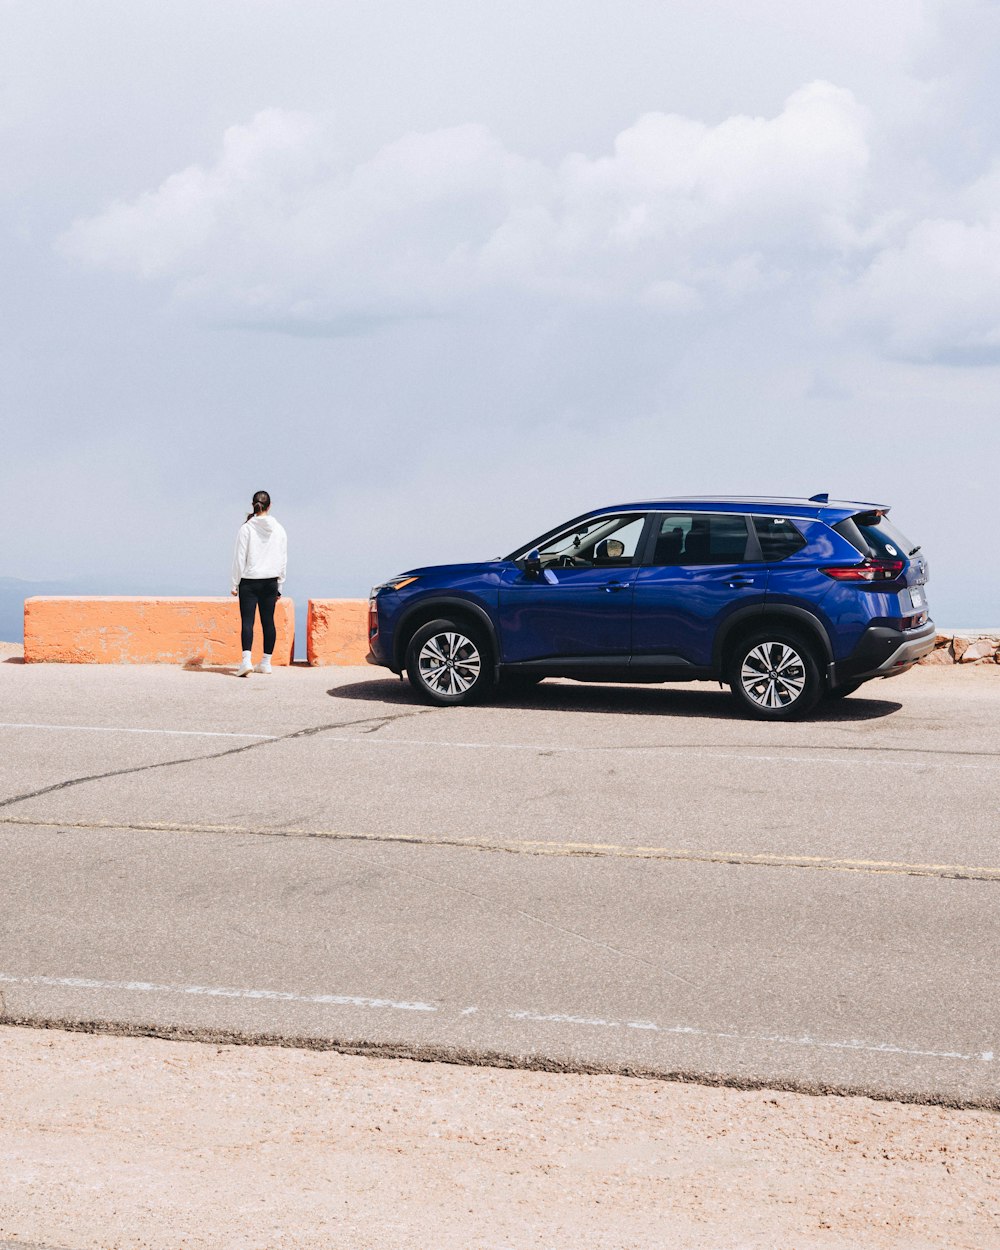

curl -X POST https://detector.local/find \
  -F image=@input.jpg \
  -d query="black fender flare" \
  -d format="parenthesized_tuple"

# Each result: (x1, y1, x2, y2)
(714, 604, 834, 673)
(393, 597, 501, 671)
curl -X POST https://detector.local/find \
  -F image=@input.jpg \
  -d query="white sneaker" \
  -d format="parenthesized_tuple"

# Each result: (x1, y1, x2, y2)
(255, 660, 272, 674)
(235, 658, 254, 677)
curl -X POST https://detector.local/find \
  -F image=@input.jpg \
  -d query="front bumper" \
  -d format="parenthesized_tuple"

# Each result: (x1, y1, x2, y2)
(831, 619, 937, 686)
(366, 627, 399, 672)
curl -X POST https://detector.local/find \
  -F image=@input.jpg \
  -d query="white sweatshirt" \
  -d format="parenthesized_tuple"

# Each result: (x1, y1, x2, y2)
(231, 515, 288, 590)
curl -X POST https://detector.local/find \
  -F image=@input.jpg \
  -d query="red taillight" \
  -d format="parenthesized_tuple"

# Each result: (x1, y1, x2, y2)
(820, 558, 905, 583)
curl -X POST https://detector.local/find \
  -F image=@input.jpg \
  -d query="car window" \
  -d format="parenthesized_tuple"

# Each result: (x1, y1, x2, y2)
(537, 514, 646, 568)
(647, 513, 749, 566)
(753, 516, 807, 561)
(835, 511, 918, 559)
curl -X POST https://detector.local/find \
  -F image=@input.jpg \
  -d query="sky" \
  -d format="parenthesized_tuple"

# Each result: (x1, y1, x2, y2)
(3, 0, 999, 625)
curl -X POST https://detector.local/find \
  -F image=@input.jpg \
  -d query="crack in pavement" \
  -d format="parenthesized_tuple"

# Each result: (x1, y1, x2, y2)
(2, 815, 999, 883)
(0, 708, 434, 812)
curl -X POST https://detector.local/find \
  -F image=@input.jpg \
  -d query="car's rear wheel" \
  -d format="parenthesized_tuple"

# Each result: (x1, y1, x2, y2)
(405, 618, 495, 706)
(728, 630, 822, 720)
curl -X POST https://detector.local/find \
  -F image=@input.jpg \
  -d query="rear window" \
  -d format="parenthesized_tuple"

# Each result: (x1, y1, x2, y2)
(834, 512, 918, 560)
(753, 516, 806, 561)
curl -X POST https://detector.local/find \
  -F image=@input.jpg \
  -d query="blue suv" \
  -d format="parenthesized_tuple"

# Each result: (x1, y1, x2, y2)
(367, 496, 934, 719)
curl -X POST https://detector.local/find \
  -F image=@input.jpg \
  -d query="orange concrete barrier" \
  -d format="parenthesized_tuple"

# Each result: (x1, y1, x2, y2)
(306, 599, 370, 665)
(23, 597, 294, 666)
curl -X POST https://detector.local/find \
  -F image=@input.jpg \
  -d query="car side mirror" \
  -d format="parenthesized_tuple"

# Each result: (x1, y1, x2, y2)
(524, 548, 542, 576)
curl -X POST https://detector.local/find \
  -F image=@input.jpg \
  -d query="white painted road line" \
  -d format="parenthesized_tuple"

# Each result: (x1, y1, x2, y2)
(508, 1010, 995, 1063)
(315, 735, 1000, 770)
(1, 721, 998, 769)
(0, 723, 277, 741)
(1, 972, 992, 1065)
(0, 973, 435, 1013)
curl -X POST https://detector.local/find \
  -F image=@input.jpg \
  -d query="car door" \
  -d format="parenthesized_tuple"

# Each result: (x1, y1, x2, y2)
(498, 513, 648, 663)
(631, 512, 766, 669)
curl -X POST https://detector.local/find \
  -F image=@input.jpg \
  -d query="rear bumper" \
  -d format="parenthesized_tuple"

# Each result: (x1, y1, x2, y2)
(831, 619, 936, 686)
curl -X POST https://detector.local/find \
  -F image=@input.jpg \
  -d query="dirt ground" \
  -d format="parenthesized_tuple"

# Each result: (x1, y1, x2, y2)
(0, 1027, 997, 1250)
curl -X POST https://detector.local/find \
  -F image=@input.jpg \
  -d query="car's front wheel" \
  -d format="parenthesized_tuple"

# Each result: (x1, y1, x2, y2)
(405, 618, 495, 706)
(728, 631, 822, 720)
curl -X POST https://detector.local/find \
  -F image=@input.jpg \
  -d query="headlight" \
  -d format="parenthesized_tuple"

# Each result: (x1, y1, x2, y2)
(371, 576, 420, 596)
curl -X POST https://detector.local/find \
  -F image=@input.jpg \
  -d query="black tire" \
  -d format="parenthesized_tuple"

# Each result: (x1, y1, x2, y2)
(827, 680, 864, 700)
(405, 618, 496, 707)
(728, 629, 822, 721)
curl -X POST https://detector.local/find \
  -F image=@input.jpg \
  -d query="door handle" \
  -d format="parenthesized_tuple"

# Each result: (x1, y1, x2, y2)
(728, 577, 755, 588)
(605, 581, 628, 593)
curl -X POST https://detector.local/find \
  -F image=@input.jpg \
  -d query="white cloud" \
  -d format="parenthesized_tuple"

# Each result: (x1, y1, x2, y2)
(59, 83, 870, 327)
(56, 67, 1000, 369)
(837, 216, 1000, 362)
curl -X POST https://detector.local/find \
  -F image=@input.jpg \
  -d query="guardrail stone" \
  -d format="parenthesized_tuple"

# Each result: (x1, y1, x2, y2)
(23, 596, 294, 665)
(306, 599, 369, 666)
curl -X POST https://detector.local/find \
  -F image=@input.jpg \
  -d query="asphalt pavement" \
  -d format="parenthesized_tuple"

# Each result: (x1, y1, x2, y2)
(1, 657, 998, 1106)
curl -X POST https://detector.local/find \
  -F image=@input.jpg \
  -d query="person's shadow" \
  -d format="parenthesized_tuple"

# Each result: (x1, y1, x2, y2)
(181, 659, 244, 677)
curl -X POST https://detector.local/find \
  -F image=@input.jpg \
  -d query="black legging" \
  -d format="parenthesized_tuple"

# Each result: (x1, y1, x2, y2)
(238, 577, 279, 653)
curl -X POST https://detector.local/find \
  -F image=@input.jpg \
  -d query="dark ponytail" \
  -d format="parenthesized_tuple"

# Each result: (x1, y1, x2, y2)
(246, 490, 271, 522)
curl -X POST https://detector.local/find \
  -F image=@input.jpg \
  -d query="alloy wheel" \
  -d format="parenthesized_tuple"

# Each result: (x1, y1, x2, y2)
(417, 631, 482, 696)
(740, 641, 807, 710)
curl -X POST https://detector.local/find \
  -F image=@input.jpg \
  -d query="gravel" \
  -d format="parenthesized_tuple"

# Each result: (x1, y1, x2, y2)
(1, 1025, 997, 1249)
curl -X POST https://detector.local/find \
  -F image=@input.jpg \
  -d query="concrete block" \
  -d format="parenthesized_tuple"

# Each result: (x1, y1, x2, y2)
(23, 597, 294, 665)
(307, 599, 369, 665)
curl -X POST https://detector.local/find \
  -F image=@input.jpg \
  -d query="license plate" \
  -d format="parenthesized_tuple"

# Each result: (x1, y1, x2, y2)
(909, 586, 925, 609)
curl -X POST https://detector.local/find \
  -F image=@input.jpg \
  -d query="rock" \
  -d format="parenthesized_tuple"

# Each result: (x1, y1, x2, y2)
(951, 637, 970, 661)
(959, 639, 998, 663)
(919, 646, 954, 665)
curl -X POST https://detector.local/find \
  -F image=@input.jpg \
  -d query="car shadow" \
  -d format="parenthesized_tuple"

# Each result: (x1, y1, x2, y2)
(327, 677, 903, 721)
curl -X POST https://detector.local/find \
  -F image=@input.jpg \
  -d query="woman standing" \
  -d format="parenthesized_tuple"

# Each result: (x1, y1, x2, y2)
(230, 490, 288, 676)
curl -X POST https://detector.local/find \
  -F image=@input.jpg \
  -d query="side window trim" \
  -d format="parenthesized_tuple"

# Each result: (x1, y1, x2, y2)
(619, 512, 656, 567)
(638, 514, 663, 565)
(745, 516, 764, 562)
(632, 512, 658, 567)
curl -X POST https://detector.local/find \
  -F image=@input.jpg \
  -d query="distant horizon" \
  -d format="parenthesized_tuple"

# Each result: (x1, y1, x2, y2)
(3, 572, 998, 654)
